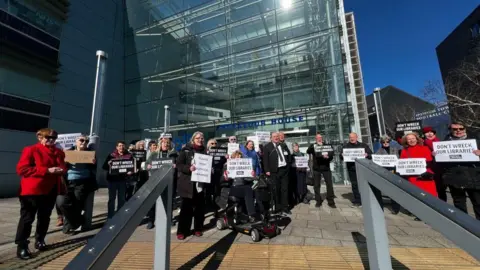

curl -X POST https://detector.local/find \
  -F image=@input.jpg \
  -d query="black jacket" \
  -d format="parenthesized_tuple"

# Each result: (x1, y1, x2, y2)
(306, 143, 334, 171)
(262, 142, 292, 173)
(176, 143, 206, 198)
(442, 134, 480, 189)
(340, 141, 372, 171)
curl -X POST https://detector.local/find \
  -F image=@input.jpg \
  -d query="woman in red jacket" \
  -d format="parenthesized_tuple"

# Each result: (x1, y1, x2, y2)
(400, 132, 437, 197)
(15, 128, 67, 260)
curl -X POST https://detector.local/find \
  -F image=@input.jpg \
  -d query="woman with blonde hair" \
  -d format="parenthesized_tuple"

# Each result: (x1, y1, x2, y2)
(175, 131, 207, 240)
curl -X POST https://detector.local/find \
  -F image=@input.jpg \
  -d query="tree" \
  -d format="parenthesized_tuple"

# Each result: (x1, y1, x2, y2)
(384, 103, 417, 136)
(424, 52, 480, 131)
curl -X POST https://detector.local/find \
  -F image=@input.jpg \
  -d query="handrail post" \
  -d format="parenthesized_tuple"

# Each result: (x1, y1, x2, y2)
(356, 163, 392, 270)
(154, 177, 173, 270)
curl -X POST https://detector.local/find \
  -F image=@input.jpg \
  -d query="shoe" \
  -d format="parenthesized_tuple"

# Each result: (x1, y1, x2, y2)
(56, 217, 64, 227)
(351, 203, 361, 208)
(177, 234, 185, 240)
(391, 209, 400, 215)
(34, 240, 48, 251)
(146, 221, 154, 230)
(315, 202, 322, 208)
(194, 231, 203, 237)
(414, 217, 421, 221)
(328, 202, 336, 208)
(16, 245, 32, 260)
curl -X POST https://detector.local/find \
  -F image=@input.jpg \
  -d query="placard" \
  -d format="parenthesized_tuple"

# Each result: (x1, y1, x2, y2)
(433, 140, 479, 162)
(227, 158, 253, 178)
(372, 155, 398, 167)
(64, 150, 95, 164)
(56, 133, 82, 150)
(227, 143, 240, 156)
(294, 156, 309, 168)
(314, 144, 334, 157)
(208, 147, 228, 157)
(342, 148, 365, 162)
(110, 158, 135, 175)
(130, 150, 147, 160)
(395, 121, 422, 139)
(255, 131, 271, 142)
(191, 153, 213, 183)
(396, 158, 427, 175)
(149, 157, 173, 170)
(246, 136, 260, 152)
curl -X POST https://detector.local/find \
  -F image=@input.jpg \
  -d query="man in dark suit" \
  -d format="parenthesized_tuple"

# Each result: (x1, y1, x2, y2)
(263, 132, 292, 215)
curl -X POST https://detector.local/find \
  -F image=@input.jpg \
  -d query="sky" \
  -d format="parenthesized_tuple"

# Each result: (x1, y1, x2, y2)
(344, 0, 479, 97)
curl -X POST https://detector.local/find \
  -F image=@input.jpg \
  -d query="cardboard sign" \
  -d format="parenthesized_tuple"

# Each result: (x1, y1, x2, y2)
(342, 148, 365, 162)
(191, 153, 213, 183)
(110, 158, 135, 175)
(227, 158, 253, 178)
(131, 150, 147, 161)
(56, 133, 82, 150)
(433, 140, 480, 162)
(64, 150, 95, 164)
(227, 143, 240, 156)
(294, 156, 309, 168)
(372, 155, 398, 167)
(396, 158, 427, 175)
(149, 157, 173, 170)
(255, 131, 271, 142)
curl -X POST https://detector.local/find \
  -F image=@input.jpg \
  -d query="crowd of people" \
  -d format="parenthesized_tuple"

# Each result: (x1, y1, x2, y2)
(13, 121, 480, 260)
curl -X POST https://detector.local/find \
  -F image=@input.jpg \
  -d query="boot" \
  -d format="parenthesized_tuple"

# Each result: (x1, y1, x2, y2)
(34, 240, 48, 251)
(17, 244, 32, 260)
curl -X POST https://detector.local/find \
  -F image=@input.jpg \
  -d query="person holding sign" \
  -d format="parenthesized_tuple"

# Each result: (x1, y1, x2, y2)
(176, 131, 207, 240)
(15, 128, 67, 260)
(422, 127, 447, 202)
(206, 139, 227, 216)
(240, 140, 262, 176)
(340, 133, 375, 207)
(102, 141, 134, 219)
(307, 133, 336, 208)
(62, 134, 97, 234)
(292, 143, 308, 205)
(263, 132, 292, 215)
(400, 132, 437, 218)
(437, 122, 480, 220)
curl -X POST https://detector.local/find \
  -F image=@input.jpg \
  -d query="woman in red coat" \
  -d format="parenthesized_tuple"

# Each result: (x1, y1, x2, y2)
(400, 132, 438, 197)
(15, 128, 66, 260)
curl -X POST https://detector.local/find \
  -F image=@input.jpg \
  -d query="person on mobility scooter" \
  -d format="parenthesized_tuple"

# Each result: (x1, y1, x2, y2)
(215, 151, 280, 242)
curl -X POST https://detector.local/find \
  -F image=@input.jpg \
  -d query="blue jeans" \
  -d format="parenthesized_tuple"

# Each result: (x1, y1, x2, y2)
(107, 181, 126, 219)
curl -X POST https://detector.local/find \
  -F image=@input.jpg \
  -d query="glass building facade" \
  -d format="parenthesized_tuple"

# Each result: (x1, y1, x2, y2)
(125, 0, 353, 183)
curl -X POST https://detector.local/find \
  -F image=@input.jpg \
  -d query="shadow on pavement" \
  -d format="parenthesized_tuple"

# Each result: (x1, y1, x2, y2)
(177, 231, 238, 269)
(351, 232, 409, 270)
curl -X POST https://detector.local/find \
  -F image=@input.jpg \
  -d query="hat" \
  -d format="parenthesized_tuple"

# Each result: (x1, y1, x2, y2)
(422, 127, 436, 134)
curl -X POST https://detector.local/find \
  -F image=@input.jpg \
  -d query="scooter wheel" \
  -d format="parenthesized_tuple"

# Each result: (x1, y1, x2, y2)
(216, 218, 227, 230)
(251, 228, 261, 242)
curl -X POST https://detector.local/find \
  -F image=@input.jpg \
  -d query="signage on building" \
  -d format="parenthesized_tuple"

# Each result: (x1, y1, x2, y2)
(415, 103, 449, 120)
(216, 115, 304, 130)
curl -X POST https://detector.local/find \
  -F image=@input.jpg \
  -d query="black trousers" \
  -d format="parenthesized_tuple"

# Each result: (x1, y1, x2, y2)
(313, 170, 335, 203)
(271, 167, 289, 211)
(230, 185, 256, 216)
(434, 173, 448, 202)
(177, 190, 205, 235)
(449, 186, 480, 220)
(15, 193, 57, 246)
(295, 170, 307, 202)
(61, 179, 93, 230)
(347, 170, 383, 209)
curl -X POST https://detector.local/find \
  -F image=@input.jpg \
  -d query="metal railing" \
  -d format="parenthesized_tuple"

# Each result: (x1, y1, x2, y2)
(356, 159, 480, 270)
(65, 165, 174, 270)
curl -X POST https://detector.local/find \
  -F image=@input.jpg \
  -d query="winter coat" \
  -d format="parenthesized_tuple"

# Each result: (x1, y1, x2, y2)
(176, 143, 206, 199)
(375, 145, 402, 171)
(400, 145, 437, 197)
(424, 137, 440, 152)
(102, 151, 134, 182)
(240, 145, 262, 176)
(340, 141, 372, 171)
(306, 143, 334, 171)
(442, 134, 480, 189)
(16, 143, 67, 196)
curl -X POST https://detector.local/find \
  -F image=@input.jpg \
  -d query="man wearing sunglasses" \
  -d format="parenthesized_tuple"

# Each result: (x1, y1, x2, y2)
(441, 122, 480, 220)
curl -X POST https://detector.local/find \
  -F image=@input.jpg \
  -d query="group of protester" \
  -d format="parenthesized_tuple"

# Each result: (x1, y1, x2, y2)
(13, 121, 480, 260)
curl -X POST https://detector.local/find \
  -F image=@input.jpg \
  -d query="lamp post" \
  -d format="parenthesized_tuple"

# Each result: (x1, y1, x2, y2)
(373, 87, 386, 137)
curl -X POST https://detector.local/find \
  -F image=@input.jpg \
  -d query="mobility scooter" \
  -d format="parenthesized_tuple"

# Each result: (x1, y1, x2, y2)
(215, 174, 281, 242)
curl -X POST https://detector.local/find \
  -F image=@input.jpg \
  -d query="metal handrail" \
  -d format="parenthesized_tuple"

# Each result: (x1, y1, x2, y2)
(355, 159, 480, 270)
(65, 165, 174, 270)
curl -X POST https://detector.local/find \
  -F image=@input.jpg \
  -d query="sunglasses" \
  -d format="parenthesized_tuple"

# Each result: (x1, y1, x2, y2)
(452, 128, 465, 131)
(78, 139, 89, 143)
(382, 140, 390, 143)
(211, 142, 217, 145)
(45, 136, 57, 140)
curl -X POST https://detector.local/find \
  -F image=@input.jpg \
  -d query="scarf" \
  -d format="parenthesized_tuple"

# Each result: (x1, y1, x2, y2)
(448, 134, 467, 140)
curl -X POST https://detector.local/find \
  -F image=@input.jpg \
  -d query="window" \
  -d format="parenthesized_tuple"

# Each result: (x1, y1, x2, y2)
(0, 93, 51, 132)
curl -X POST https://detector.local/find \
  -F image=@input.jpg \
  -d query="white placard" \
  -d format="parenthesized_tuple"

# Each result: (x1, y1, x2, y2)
(372, 155, 398, 167)
(342, 148, 365, 162)
(294, 156, 309, 168)
(255, 131, 271, 142)
(227, 158, 253, 178)
(56, 133, 82, 150)
(246, 136, 260, 152)
(396, 158, 427, 176)
(227, 143, 240, 155)
(191, 153, 213, 183)
(433, 140, 480, 162)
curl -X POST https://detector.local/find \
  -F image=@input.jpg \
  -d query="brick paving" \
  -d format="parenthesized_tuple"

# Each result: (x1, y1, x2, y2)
(0, 186, 478, 269)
